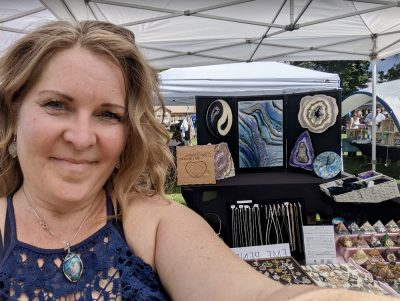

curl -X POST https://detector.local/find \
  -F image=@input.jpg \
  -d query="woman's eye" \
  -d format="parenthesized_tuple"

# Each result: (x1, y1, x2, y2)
(100, 111, 123, 122)
(43, 100, 65, 110)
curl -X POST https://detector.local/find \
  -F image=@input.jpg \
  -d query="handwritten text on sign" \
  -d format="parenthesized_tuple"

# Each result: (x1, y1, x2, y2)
(231, 243, 291, 260)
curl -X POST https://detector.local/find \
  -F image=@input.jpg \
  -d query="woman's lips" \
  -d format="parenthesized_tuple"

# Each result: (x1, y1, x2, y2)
(51, 157, 95, 173)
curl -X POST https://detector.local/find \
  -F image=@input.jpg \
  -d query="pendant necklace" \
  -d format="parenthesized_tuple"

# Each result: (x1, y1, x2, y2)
(22, 187, 95, 283)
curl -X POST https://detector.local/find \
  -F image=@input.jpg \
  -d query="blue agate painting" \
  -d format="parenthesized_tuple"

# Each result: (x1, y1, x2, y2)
(238, 100, 284, 168)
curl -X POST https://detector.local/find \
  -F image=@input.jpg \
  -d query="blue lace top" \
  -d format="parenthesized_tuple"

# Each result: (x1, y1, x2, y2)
(0, 195, 171, 300)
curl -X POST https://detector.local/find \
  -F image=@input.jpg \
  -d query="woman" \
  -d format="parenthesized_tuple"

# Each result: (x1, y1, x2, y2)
(349, 110, 363, 129)
(0, 21, 392, 300)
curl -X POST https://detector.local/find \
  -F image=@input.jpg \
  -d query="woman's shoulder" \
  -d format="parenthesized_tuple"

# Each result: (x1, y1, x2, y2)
(122, 193, 176, 268)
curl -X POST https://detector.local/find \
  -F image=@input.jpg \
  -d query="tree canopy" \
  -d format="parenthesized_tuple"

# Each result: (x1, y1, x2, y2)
(291, 61, 370, 98)
(379, 63, 400, 82)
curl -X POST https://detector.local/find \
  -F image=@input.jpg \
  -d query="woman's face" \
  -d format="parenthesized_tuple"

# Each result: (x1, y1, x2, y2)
(16, 47, 127, 202)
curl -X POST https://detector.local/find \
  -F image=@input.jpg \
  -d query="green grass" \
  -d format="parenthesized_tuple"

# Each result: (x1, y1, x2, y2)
(166, 182, 186, 205)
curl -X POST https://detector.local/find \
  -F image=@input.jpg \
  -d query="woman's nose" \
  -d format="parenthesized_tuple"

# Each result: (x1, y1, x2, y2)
(63, 114, 96, 150)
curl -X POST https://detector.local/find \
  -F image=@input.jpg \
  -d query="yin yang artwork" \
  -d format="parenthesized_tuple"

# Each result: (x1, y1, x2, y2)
(206, 99, 233, 137)
(238, 99, 284, 168)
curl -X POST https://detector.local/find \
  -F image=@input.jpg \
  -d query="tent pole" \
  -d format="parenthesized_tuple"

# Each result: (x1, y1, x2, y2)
(371, 60, 377, 171)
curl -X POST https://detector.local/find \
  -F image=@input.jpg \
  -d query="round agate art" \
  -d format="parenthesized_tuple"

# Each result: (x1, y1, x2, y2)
(206, 99, 233, 137)
(313, 151, 341, 179)
(298, 95, 338, 133)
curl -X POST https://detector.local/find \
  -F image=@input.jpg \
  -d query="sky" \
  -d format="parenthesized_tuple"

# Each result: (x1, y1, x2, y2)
(373, 54, 400, 73)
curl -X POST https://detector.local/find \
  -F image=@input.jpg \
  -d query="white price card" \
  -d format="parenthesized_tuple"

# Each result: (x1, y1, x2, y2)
(303, 225, 337, 265)
(231, 243, 291, 260)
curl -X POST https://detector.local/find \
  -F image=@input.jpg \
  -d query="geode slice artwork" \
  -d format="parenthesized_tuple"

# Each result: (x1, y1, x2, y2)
(214, 142, 235, 180)
(206, 99, 233, 138)
(238, 99, 284, 168)
(298, 94, 338, 133)
(289, 131, 314, 171)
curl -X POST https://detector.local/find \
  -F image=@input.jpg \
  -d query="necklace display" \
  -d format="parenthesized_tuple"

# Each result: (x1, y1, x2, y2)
(22, 187, 94, 283)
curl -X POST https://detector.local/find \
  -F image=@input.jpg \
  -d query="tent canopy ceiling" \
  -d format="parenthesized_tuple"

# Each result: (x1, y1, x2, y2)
(159, 61, 340, 99)
(1, 0, 400, 68)
(342, 79, 400, 130)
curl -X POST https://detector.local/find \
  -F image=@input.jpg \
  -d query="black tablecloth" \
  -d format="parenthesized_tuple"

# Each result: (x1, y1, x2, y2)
(350, 142, 400, 161)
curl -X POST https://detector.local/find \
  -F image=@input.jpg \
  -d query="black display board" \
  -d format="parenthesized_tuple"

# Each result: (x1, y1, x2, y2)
(196, 97, 238, 168)
(286, 90, 342, 172)
(196, 90, 342, 174)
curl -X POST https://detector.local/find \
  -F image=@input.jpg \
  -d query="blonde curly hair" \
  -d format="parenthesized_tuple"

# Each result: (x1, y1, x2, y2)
(0, 20, 174, 214)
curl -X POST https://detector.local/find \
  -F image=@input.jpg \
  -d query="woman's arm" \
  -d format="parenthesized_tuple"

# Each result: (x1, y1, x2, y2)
(154, 201, 283, 301)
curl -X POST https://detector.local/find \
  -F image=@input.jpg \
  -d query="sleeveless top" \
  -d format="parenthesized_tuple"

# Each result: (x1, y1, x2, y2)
(0, 195, 171, 301)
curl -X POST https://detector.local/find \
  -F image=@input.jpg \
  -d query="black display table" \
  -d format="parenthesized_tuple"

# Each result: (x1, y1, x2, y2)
(181, 171, 400, 247)
(181, 171, 335, 246)
(351, 142, 400, 161)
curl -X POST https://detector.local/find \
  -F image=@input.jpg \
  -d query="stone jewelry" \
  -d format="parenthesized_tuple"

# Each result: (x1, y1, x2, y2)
(351, 249, 369, 265)
(381, 233, 396, 248)
(8, 136, 17, 158)
(367, 235, 382, 247)
(373, 220, 386, 233)
(22, 187, 95, 282)
(385, 220, 400, 233)
(347, 222, 362, 234)
(360, 221, 376, 234)
(339, 236, 353, 248)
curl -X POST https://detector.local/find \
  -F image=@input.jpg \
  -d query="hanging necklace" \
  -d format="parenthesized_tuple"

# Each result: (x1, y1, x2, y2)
(22, 186, 95, 283)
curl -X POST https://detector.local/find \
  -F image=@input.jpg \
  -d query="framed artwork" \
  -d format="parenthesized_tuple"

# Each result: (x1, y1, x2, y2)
(237, 98, 285, 170)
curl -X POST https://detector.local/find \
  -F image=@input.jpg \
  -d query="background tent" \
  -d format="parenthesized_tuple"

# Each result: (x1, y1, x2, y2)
(342, 79, 400, 131)
(2, 0, 399, 169)
(159, 61, 340, 105)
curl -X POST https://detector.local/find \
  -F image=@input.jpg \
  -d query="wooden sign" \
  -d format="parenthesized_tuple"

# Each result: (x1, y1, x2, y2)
(176, 145, 216, 185)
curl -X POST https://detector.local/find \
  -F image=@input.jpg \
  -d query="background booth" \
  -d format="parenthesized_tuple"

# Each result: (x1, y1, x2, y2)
(160, 62, 341, 252)
(342, 80, 400, 162)
(160, 62, 400, 257)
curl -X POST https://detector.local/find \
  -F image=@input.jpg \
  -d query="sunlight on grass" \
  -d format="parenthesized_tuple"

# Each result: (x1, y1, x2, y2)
(166, 184, 186, 205)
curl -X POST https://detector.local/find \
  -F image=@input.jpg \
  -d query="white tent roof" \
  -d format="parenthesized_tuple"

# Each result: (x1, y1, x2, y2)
(159, 61, 340, 99)
(1, 1, 400, 69)
(342, 79, 400, 130)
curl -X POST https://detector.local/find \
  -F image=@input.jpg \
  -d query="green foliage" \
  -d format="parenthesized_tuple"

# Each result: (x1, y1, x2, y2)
(291, 61, 370, 97)
(383, 63, 400, 81)
(166, 184, 186, 205)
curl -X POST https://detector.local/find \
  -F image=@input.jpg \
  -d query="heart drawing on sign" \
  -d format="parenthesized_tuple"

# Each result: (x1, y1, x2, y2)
(185, 161, 207, 178)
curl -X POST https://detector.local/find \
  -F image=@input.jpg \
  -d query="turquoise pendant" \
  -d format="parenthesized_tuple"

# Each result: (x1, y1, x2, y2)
(62, 251, 83, 282)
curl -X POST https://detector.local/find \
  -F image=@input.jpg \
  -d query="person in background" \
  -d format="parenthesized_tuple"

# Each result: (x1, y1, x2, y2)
(349, 110, 363, 129)
(180, 116, 189, 145)
(0, 20, 393, 301)
(187, 116, 195, 146)
(364, 107, 386, 138)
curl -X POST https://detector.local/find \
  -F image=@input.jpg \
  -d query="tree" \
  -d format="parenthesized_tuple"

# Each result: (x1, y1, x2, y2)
(291, 61, 370, 98)
(384, 63, 400, 81)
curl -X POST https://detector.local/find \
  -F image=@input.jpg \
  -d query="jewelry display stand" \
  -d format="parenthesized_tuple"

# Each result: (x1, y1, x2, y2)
(229, 201, 304, 257)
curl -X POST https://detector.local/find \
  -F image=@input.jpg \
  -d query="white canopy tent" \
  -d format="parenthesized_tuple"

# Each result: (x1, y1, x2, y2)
(1, 1, 400, 67)
(342, 79, 400, 131)
(1, 0, 400, 169)
(159, 61, 340, 105)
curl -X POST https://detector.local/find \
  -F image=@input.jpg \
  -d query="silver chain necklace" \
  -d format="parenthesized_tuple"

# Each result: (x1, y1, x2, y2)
(22, 186, 95, 283)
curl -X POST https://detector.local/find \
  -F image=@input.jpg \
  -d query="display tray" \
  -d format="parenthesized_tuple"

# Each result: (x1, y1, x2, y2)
(336, 233, 400, 261)
(320, 172, 400, 203)
(245, 256, 316, 286)
(301, 263, 389, 296)
(348, 258, 400, 297)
